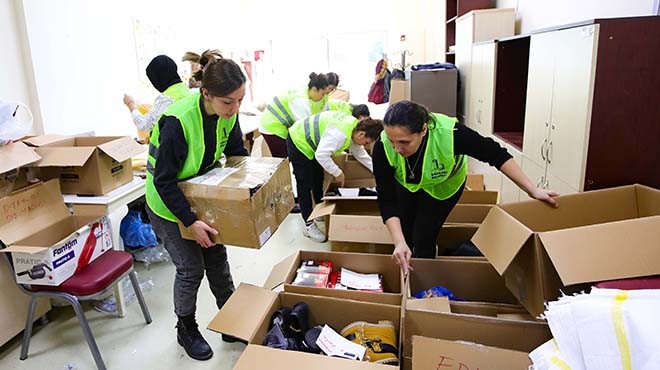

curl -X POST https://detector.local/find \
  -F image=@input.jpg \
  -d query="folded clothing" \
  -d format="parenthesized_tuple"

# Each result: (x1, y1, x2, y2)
(413, 286, 464, 301)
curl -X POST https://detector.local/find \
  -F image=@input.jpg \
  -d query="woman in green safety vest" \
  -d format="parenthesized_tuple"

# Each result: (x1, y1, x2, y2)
(373, 101, 559, 275)
(259, 72, 333, 158)
(123, 54, 191, 134)
(145, 57, 248, 361)
(287, 105, 383, 242)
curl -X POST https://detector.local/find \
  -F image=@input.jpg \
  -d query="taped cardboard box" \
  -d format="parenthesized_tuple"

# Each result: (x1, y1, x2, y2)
(411, 336, 531, 370)
(178, 156, 294, 249)
(472, 184, 660, 317)
(208, 283, 401, 369)
(264, 250, 404, 305)
(0, 142, 41, 198)
(0, 180, 112, 285)
(24, 135, 145, 195)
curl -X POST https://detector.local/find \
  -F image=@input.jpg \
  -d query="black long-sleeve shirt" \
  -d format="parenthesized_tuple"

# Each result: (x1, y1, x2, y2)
(153, 96, 248, 226)
(373, 123, 512, 222)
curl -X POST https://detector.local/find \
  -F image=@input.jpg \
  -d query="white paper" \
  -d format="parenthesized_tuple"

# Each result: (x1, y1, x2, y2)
(337, 188, 359, 197)
(340, 268, 381, 290)
(186, 168, 238, 186)
(315, 325, 365, 361)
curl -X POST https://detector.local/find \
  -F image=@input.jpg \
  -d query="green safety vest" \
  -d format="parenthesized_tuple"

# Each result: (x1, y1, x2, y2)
(328, 100, 352, 114)
(381, 113, 467, 200)
(289, 111, 358, 160)
(260, 87, 328, 139)
(145, 93, 237, 222)
(162, 82, 191, 101)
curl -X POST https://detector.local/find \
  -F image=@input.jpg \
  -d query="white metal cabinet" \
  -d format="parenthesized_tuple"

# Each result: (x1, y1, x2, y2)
(469, 42, 497, 136)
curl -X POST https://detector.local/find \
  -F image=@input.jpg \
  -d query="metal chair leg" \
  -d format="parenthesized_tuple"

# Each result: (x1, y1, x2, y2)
(128, 270, 152, 324)
(19, 297, 38, 360)
(65, 294, 107, 370)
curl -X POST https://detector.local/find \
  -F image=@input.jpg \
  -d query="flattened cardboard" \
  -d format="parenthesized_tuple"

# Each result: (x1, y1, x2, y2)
(234, 345, 390, 370)
(178, 157, 294, 248)
(264, 250, 404, 305)
(412, 336, 532, 370)
(472, 184, 660, 316)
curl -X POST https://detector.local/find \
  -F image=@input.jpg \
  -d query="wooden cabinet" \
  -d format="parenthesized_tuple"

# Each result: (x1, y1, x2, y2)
(468, 41, 497, 136)
(455, 8, 515, 123)
(521, 17, 660, 191)
(445, 0, 495, 64)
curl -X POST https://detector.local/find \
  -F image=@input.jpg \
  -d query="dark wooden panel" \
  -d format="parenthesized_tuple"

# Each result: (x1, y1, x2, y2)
(457, 0, 494, 18)
(493, 36, 530, 149)
(446, 0, 457, 21)
(446, 21, 456, 51)
(585, 17, 660, 190)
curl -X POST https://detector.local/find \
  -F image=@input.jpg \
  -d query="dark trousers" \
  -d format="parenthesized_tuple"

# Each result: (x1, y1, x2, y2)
(262, 133, 288, 158)
(286, 137, 324, 222)
(396, 181, 466, 258)
(147, 207, 235, 317)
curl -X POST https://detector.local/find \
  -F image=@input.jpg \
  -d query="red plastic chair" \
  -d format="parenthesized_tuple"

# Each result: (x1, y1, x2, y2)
(3, 250, 152, 370)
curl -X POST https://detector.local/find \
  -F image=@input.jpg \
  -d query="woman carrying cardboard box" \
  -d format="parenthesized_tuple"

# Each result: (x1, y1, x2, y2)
(145, 56, 248, 361)
(373, 101, 558, 275)
(287, 106, 382, 242)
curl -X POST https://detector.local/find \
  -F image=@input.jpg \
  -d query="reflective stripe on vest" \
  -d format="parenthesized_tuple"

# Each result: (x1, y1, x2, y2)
(381, 113, 467, 201)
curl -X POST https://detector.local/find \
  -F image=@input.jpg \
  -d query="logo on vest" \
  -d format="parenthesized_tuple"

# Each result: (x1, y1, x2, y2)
(430, 158, 448, 179)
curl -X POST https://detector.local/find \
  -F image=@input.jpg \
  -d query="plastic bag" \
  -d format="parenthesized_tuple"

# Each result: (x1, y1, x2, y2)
(130, 243, 170, 268)
(0, 100, 33, 142)
(119, 210, 158, 248)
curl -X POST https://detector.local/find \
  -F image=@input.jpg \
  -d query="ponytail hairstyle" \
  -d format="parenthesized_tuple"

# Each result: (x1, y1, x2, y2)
(308, 72, 329, 90)
(182, 49, 224, 83)
(325, 72, 339, 87)
(383, 100, 436, 134)
(201, 57, 246, 97)
(355, 118, 384, 140)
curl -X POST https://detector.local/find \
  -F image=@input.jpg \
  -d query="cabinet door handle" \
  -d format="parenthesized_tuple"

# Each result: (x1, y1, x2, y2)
(536, 177, 544, 188)
(547, 141, 553, 164)
(541, 139, 547, 160)
(477, 109, 482, 124)
(544, 179, 550, 189)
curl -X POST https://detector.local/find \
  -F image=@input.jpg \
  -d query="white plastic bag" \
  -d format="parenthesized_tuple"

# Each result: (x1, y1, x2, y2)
(0, 100, 33, 144)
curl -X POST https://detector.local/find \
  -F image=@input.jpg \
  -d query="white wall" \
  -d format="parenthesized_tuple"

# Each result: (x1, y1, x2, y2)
(0, 0, 43, 134)
(496, 0, 657, 34)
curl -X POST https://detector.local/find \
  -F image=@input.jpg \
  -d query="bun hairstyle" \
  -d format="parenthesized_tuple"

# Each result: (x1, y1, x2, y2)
(308, 72, 329, 90)
(182, 49, 224, 82)
(325, 72, 339, 86)
(201, 58, 246, 97)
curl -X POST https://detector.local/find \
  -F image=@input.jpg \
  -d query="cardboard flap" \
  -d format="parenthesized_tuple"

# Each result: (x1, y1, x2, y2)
(0, 180, 71, 245)
(34, 147, 96, 167)
(234, 345, 390, 369)
(97, 136, 146, 162)
(22, 134, 71, 147)
(0, 142, 41, 173)
(458, 190, 499, 205)
(471, 207, 533, 275)
(207, 283, 278, 342)
(538, 216, 660, 285)
(406, 297, 451, 313)
(322, 195, 377, 201)
(0, 245, 49, 254)
(263, 252, 299, 290)
(412, 336, 532, 370)
(308, 201, 336, 221)
(635, 184, 660, 218)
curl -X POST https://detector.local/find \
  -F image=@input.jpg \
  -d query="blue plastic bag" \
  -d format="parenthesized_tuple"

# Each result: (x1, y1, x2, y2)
(413, 286, 465, 301)
(119, 210, 158, 249)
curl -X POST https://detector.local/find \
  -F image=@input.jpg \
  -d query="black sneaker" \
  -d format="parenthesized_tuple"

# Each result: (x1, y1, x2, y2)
(291, 204, 302, 214)
(176, 319, 213, 361)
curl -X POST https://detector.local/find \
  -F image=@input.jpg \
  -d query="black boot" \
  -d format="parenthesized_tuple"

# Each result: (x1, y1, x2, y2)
(176, 315, 213, 361)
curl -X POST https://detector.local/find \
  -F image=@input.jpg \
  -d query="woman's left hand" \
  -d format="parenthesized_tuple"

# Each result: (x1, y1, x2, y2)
(529, 188, 559, 207)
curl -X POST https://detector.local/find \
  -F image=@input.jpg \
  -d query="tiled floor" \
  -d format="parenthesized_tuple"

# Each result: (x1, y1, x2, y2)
(0, 214, 330, 370)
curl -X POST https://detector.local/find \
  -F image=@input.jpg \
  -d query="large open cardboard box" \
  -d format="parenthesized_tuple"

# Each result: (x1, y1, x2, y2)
(178, 156, 294, 249)
(472, 184, 660, 316)
(264, 250, 404, 305)
(411, 336, 532, 370)
(0, 142, 40, 198)
(0, 180, 112, 285)
(24, 135, 145, 195)
(208, 283, 401, 369)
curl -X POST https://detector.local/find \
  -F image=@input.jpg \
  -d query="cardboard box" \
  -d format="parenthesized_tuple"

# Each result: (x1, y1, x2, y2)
(389, 79, 411, 104)
(0, 180, 112, 285)
(411, 336, 532, 370)
(329, 241, 394, 254)
(404, 298, 550, 359)
(0, 142, 41, 198)
(410, 69, 458, 117)
(24, 136, 145, 195)
(178, 156, 294, 249)
(323, 153, 376, 193)
(465, 173, 485, 191)
(472, 184, 660, 316)
(264, 250, 404, 305)
(310, 197, 493, 245)
(208, 283, 400, 369)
